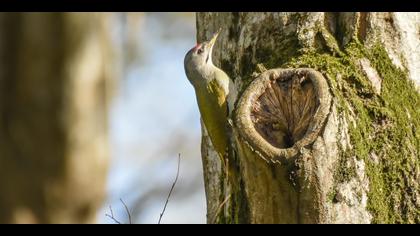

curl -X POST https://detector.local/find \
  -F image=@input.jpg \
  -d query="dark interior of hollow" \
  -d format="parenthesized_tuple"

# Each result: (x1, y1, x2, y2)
(250, 73, 318, 149)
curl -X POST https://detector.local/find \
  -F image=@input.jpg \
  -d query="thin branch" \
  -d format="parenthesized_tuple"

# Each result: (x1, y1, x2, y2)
(105, 199, 131, 224)
(105, 205, 122, 224)
(211, 194, 231, 224)
(210, 155, 232, 223)
(158, 153, 181, 224)
(120, 198, 132, 224)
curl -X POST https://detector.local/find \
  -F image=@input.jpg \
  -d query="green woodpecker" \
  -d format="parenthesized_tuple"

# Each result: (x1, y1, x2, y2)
(184, 30, 235, 161)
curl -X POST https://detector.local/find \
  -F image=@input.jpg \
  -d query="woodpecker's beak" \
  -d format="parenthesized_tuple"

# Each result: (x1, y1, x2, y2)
(208, 28, 221, 49)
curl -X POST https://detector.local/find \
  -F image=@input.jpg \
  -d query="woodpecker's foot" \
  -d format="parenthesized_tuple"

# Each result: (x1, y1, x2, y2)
(252, 63, 268, 78)
(227, 118, 234, 128)
(256, 63, 268, 73)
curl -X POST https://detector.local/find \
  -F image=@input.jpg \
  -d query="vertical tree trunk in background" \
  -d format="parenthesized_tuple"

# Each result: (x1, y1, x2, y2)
(197, 12, 420, 224)
(0, 13, 114, 223)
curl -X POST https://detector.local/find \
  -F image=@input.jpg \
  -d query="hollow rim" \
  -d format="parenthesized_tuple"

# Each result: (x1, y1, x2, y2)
(234, 68, 331, 164)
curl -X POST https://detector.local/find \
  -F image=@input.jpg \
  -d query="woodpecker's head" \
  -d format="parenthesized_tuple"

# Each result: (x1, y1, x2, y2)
(184, 30, 220, 86)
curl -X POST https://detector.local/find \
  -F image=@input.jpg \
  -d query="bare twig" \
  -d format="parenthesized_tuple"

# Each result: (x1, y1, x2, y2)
(158, 153, 181, 224)
(211, 157, 231, 224)
(105, 205, 122, 224)
(105, 199, 131, 224)
(211, 194, 231, 224)
(120, 198, 132, 224)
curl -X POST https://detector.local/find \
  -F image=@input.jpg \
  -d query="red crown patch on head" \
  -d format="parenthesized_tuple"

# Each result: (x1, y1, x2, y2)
(193, 43, 201, 51)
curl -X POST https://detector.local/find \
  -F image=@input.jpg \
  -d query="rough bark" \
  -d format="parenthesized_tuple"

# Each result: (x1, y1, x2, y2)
(0, 13, 114, 223)
(197, 12, 420, 224)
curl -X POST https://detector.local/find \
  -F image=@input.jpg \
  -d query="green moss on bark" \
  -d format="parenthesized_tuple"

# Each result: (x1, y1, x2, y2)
(283, 40, 420, 223)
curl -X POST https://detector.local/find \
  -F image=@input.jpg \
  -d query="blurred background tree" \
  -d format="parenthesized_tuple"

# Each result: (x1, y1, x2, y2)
(0, 13, 113, 223)
(0, 12, 204, 224)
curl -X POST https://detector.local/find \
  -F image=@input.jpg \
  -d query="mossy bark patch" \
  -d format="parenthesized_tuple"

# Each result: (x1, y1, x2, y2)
(285, 41, 420, 224)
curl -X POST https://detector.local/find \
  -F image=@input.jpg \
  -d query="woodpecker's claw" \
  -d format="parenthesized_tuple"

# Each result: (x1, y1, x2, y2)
(227, 118, 234, 127)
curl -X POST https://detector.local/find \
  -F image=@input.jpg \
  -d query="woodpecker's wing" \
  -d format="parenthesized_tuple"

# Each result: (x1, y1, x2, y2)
(208, 77, 228, 115)
(194, 76, 229, 158)
(213, 68, 236, 116)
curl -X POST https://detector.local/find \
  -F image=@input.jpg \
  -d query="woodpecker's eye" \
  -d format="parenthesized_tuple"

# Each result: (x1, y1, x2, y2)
(197, 48, 204, 54)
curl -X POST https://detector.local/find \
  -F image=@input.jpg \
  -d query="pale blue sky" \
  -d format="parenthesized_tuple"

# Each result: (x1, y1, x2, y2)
(97, 13, 206, 224)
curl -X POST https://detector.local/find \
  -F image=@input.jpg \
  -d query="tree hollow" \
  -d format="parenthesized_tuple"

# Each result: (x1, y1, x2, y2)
(235, 68, 331, 163)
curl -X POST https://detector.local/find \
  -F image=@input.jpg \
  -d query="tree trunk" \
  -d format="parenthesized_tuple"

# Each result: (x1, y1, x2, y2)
(0, 13, 114, 223)
(197, 12, 420, 224)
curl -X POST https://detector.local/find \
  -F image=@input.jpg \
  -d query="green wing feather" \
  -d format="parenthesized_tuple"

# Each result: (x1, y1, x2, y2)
(196, 78, 228, 158)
